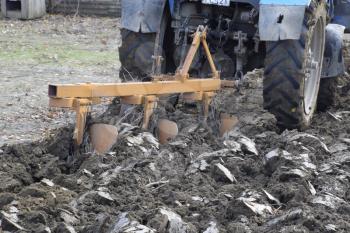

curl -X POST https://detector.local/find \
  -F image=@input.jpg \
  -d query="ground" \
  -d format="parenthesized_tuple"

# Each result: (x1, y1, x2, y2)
(0, 15, 120, 146)
(0, 15, 350, 233)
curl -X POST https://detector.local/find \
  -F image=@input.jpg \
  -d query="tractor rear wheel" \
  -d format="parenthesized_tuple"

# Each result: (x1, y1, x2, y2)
(118, 7, 170, 82)
(263, 1, 327, 129)
(118, 30, 156, 82)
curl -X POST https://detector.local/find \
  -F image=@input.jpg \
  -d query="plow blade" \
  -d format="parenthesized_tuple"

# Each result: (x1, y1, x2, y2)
(157, 119, 178, 144)
(89, 124, 119, 154)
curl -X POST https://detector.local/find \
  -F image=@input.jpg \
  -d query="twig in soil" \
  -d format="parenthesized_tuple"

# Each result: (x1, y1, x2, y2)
(74, 0, 80, 18)
(327, 111, 342, 122)
(152, 183, 169, 191)
(145, 178, 169, 188)
(116, 105, 138, 124)
(120, 67, 138, 82)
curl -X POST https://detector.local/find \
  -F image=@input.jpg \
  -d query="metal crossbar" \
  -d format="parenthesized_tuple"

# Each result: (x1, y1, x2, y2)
(49, 26, 227, 145)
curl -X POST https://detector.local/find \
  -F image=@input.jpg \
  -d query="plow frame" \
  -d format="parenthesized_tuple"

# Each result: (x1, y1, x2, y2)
(49, 26, 228, 146)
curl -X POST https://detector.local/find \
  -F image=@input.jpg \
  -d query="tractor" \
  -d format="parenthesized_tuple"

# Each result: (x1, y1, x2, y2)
(119, 0, 350, 129)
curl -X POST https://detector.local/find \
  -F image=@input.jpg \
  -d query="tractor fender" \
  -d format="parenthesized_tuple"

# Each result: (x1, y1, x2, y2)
(321, 24, 346, 78)
(259, 0, 311, 41)
(121, 0, 166, 33)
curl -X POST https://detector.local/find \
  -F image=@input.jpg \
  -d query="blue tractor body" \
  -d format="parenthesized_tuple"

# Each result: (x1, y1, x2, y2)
(332, 0, 350, 31)
(121, 0, 349, 79)
(122, 0, 350, 33)
(119, 0, 350, 129)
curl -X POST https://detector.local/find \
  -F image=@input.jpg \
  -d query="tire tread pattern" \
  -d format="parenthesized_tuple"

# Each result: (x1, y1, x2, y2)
(263, 0, 326, 129)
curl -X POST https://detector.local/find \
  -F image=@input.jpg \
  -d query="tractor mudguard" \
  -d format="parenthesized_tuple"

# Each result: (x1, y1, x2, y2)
(321, 24, 346, 78)
(121, 0, 166, 33)
(332, 0, 350, 31)
(259, 0, 311, 41)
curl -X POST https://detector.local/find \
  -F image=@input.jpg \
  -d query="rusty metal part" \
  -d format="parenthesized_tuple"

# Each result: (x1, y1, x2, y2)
(73, 99, 91, 145)
(90, 124, 119, 154)
(157, 119, 178, 144)
(219, 113, 239, 137)
(202, 92, 215, 120)
(221, 80, 238, 88)
(177, 26, 219, 81)
(142, 96, 158, 129)
(49, 26, 223, 146)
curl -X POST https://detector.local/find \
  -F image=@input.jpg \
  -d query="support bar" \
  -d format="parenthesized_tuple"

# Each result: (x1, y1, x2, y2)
(49, 79, 221, 99)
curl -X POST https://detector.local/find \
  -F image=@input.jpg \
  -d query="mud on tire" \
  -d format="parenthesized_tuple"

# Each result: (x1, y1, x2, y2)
(343, 35, 350, 72)
(263, 0, 327, 129)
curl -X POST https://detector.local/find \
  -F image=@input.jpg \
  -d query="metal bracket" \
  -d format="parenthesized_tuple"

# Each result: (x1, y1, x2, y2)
(203, 92, 215, 120)
(142, 95, 158, 129)
(72, 99, 91, 146)
(177, 26, 220, 81)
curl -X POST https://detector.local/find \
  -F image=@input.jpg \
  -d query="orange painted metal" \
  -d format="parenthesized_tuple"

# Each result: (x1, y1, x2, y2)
(48, 26, 222, 146)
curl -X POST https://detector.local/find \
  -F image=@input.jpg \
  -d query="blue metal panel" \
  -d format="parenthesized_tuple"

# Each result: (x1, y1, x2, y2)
(260, 0, 311, 5)
(168, 0, 175, 14)
(332, 16, 350, 31)
(321, 24, 346, 78)
(121, 0, 165, 33)
(332, 0, 350, 31)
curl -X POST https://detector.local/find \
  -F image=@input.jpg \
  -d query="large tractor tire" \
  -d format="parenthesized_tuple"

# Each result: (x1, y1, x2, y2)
(118, 6, 170, 83)
(118, 30, 156, 82)
(263, 1, 327, 129)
